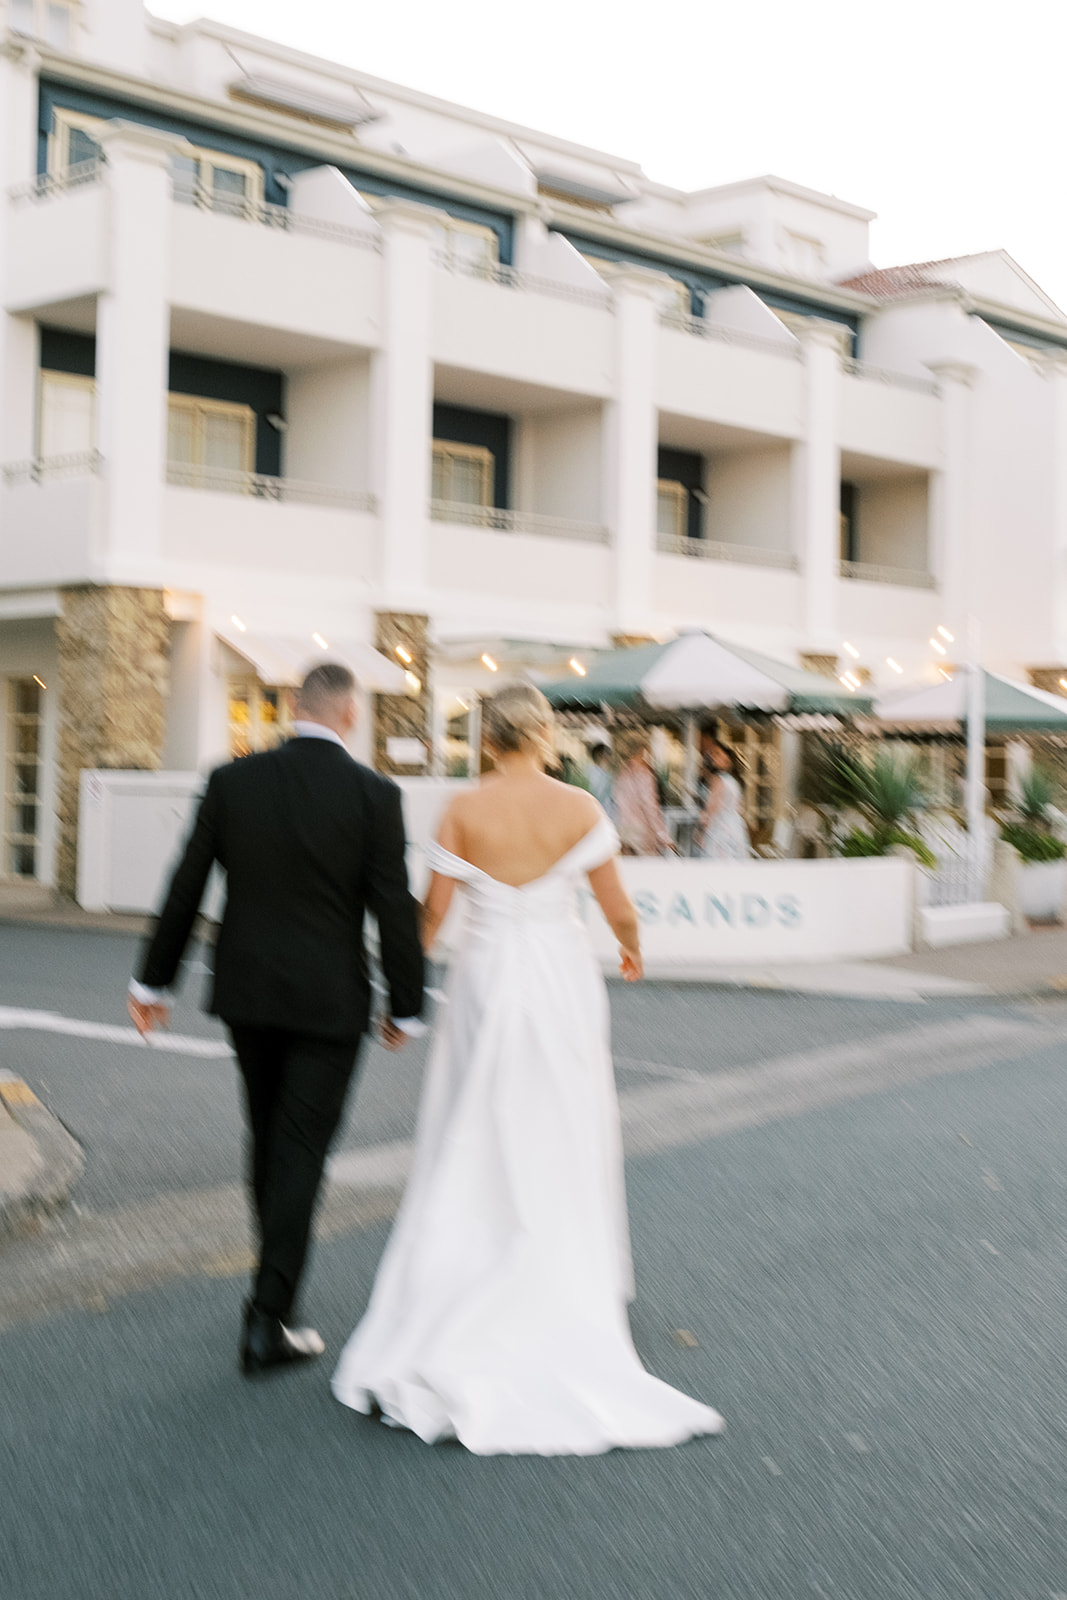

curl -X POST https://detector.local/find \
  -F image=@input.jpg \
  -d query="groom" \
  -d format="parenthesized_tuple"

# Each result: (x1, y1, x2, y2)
(127, 662, 425, 1376)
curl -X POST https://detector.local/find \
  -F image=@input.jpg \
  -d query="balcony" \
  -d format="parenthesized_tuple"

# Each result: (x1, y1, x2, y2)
(432, 257, 615, 399)
(428, 503, 612, 611)
(654, 526, 801, 631)
(5, 164, 108, 313)
(0, 452, 104, 586)
(656, 314, 804, 438)
(838, 359, 941, 468)
(839, 559, 935, 589)
(162, 468, 378, 581)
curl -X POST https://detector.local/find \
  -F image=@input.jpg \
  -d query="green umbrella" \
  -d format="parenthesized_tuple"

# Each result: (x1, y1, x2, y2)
(876, 670, 1067, 732)
(544, 630, 870, 715)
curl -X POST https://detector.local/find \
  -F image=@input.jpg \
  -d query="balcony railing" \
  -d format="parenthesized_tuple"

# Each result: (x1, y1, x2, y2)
(842, 358, 940, 396)
(839, 559, 936, 589)
(657, 533, 799, 568)
(172, 182, 382, 249)
(8, 160, 105, 205)
(166, 464, 377, 511)
(659, 311, 804, 360)
(431, 499, 610, 543)
(435, 252, 613, 310)
(2, 451, 103, 485)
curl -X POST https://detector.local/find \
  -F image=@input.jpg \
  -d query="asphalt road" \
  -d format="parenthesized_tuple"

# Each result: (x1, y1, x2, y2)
(4, 924, 1067, 1598)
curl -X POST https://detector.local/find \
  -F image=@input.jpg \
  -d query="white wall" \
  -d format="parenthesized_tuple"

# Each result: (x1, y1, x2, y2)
(856, 476, 929, 570)
(705, 446, 792, 550)
(524, 405, 603, 520)
(285, 358, 372, 490)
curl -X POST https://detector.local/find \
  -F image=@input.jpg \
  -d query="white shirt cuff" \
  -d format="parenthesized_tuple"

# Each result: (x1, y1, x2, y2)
(392, 1016, 427, 1038)
(128, 978, 171, 1006)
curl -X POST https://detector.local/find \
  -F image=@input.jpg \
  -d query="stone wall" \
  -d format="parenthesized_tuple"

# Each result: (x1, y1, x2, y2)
(800, 652, 839, 678)
(1028, 667, 1067, 697)
(55, 586, 169, 897)
(373, 612, 430, 776)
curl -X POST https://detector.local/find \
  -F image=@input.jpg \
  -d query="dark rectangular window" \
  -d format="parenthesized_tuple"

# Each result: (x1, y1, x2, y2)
(840, 481, 858, 563)
(657, 447, 705, 541)
(432, 403, 511, 509)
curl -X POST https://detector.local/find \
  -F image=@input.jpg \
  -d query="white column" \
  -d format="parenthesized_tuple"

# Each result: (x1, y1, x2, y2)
(372, 200, 440, 605)
(604, 267, 660, 634)
(925, 361, 978, 632)
(0, 40, 41, 467)
(95, 122, 189, 580)
(1035, 352, 1067, 660)
(794, 319, 844, 650)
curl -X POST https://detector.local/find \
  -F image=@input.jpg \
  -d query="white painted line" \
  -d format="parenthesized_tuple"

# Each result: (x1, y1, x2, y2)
(0, 1006, 232, 1058)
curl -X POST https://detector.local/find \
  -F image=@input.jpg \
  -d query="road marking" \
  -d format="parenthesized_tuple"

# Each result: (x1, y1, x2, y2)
(0, 1005, 233, 1058)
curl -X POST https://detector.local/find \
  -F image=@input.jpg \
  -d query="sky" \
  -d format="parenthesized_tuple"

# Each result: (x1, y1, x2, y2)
(151, 0, 1067, 314)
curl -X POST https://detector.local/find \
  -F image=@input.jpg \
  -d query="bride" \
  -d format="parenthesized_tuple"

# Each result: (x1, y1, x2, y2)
(332, 684, 724, 1455)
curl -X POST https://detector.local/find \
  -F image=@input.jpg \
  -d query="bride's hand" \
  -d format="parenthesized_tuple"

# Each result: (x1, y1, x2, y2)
(619, 946, 643, 982)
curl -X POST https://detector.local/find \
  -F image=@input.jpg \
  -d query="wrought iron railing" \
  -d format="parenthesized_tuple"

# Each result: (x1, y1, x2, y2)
(435, 253, 613, 309)
(8, 159, 105, 204)
(659, 311, 804, 359)
(166, 464, 377, 510)
(431, 499, 610, 543)
(839, 560, 936, 589)
(2, 451, 103, 485)
(656, 533, 799, 568)
(172, 183, 382, 249)
(842, 358, 940, 395)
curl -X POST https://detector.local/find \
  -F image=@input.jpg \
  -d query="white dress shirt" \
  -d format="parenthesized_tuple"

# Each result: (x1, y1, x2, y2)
(129, 721, 426, 1035)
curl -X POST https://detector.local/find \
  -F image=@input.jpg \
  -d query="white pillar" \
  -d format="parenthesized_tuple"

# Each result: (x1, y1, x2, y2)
(0, 41, 41, 467)
(372, 200, 440, 605)
(1035, 352, 1067, 660)
(925, 361, 978, 632)
(95, 122, 189, 581)
(795, 319, 844, 650)
(604, 267, 660, 634)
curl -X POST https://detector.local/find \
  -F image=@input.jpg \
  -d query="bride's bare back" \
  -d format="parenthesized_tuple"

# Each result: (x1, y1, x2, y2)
(441, 768, 601, 887)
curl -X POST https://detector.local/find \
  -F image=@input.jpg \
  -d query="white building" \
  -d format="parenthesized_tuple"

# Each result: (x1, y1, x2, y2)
(2, 0, 1066, 892)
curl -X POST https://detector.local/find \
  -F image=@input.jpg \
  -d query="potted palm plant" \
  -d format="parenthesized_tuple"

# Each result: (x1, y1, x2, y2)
(999, 766, 1067, 921)
(814, 744, 937, 867)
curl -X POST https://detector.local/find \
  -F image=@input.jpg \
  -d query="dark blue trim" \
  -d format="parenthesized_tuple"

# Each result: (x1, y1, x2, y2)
(840, 480, 858, 563)
(38, 80, 514, 261)
(657, 447, 704, 540)
(40, 326, 94, 377)
(975, 313, 1067, 353)
(433, 403, 511, 508)
(558, 228, 860, 350)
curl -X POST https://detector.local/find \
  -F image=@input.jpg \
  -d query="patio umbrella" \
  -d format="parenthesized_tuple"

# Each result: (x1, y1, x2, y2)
(544, 629, 871, 715)
(875, 670, 1067, 733)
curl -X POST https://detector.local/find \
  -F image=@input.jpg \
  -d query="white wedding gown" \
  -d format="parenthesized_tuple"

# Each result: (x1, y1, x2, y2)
(332, 813, 724, 1455)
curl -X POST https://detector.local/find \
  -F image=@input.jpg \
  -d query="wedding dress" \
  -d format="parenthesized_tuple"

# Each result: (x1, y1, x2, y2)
(332, 813, 724, 1455)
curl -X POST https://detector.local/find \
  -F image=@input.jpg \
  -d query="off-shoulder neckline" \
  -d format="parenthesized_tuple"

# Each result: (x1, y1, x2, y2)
(427, 813, 614, 889)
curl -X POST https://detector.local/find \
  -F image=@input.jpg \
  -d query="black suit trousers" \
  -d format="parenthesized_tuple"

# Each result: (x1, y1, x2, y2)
(229, 1024, 363, 1321)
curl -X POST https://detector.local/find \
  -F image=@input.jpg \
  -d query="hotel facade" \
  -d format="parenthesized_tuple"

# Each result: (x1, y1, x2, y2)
(2, 0, 1067, 892)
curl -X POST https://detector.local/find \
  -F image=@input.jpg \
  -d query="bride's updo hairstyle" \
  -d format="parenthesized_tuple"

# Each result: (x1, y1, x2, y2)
(481, 682, 555, 765)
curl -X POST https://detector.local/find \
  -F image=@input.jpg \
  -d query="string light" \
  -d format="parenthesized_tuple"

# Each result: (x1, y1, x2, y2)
(395, 645, 412, 664)
(481, 654, 498, 672)
(841, 641, 860, 659)
(937, 667, 953, 680)
(1059, 678, 1067, 692)
(404, 672, 421, 693)
(885, 658, 903, 674)
(838, 674, 857, 692)
(569, 658, 587, 676)
(937, 626, 955, 643)
(930, 638, 947, 656)
(312, 633, 328, 649)
(32, 675, 46, 690)
(230, 615, 247, 633)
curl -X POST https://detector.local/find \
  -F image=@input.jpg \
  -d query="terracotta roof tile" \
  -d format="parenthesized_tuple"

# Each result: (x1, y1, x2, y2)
(837, 259, 962, 299)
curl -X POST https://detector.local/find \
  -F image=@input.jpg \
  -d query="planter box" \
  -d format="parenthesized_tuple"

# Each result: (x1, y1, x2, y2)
(1017, 859, 1067, 923)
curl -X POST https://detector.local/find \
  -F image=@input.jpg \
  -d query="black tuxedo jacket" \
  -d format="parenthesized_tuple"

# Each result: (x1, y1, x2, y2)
(138, 737, 424, 1040)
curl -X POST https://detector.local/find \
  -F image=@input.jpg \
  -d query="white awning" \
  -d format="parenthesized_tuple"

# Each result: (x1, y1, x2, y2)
(216, 630, 407, 694)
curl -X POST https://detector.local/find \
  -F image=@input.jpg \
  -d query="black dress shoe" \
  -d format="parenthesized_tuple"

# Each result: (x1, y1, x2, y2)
(240, 1304, 326, 1377)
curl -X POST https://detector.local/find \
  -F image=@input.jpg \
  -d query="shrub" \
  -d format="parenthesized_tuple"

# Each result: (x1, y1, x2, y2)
(999, 822, 1067, 864)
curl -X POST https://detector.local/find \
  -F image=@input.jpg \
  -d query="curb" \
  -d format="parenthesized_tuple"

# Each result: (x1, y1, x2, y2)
(0, 1074, 84, 1244)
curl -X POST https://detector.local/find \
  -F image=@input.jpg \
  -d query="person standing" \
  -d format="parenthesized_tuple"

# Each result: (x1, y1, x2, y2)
(585, 738, 616, 818)
(127, 663, 425, 1376)
(694, 740, 751, 859)
(614, 733, 674, 855)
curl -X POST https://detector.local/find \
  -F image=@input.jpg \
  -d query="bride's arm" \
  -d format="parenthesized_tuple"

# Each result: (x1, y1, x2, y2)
(420, 806, 461, 952)
(586, 858, 643, 981)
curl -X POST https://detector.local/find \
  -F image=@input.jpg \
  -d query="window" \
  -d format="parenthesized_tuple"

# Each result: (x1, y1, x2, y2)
(38, 370, 95, 458)
(227, 681, 292, 759)
(358, 193, 499, 272)
(49, 109, 264, 210)
(168, 395, 256, 482)
(4, 679, 43, 879)
(840, 482, 858, 563)
(698, 231, 747, 258)
(656, 480, 689, 541)
(432, 441, 494, 507)
(783, 232, 826, 278)
(12, 0, 75, 49)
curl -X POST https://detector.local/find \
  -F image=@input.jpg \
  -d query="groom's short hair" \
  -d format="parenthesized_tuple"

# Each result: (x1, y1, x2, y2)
(296, 662, 356, 717)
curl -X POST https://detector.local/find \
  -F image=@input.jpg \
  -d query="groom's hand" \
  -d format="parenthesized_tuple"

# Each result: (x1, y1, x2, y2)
(127, 995, 171, 1037)
(379, 1018, 411, 1051)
